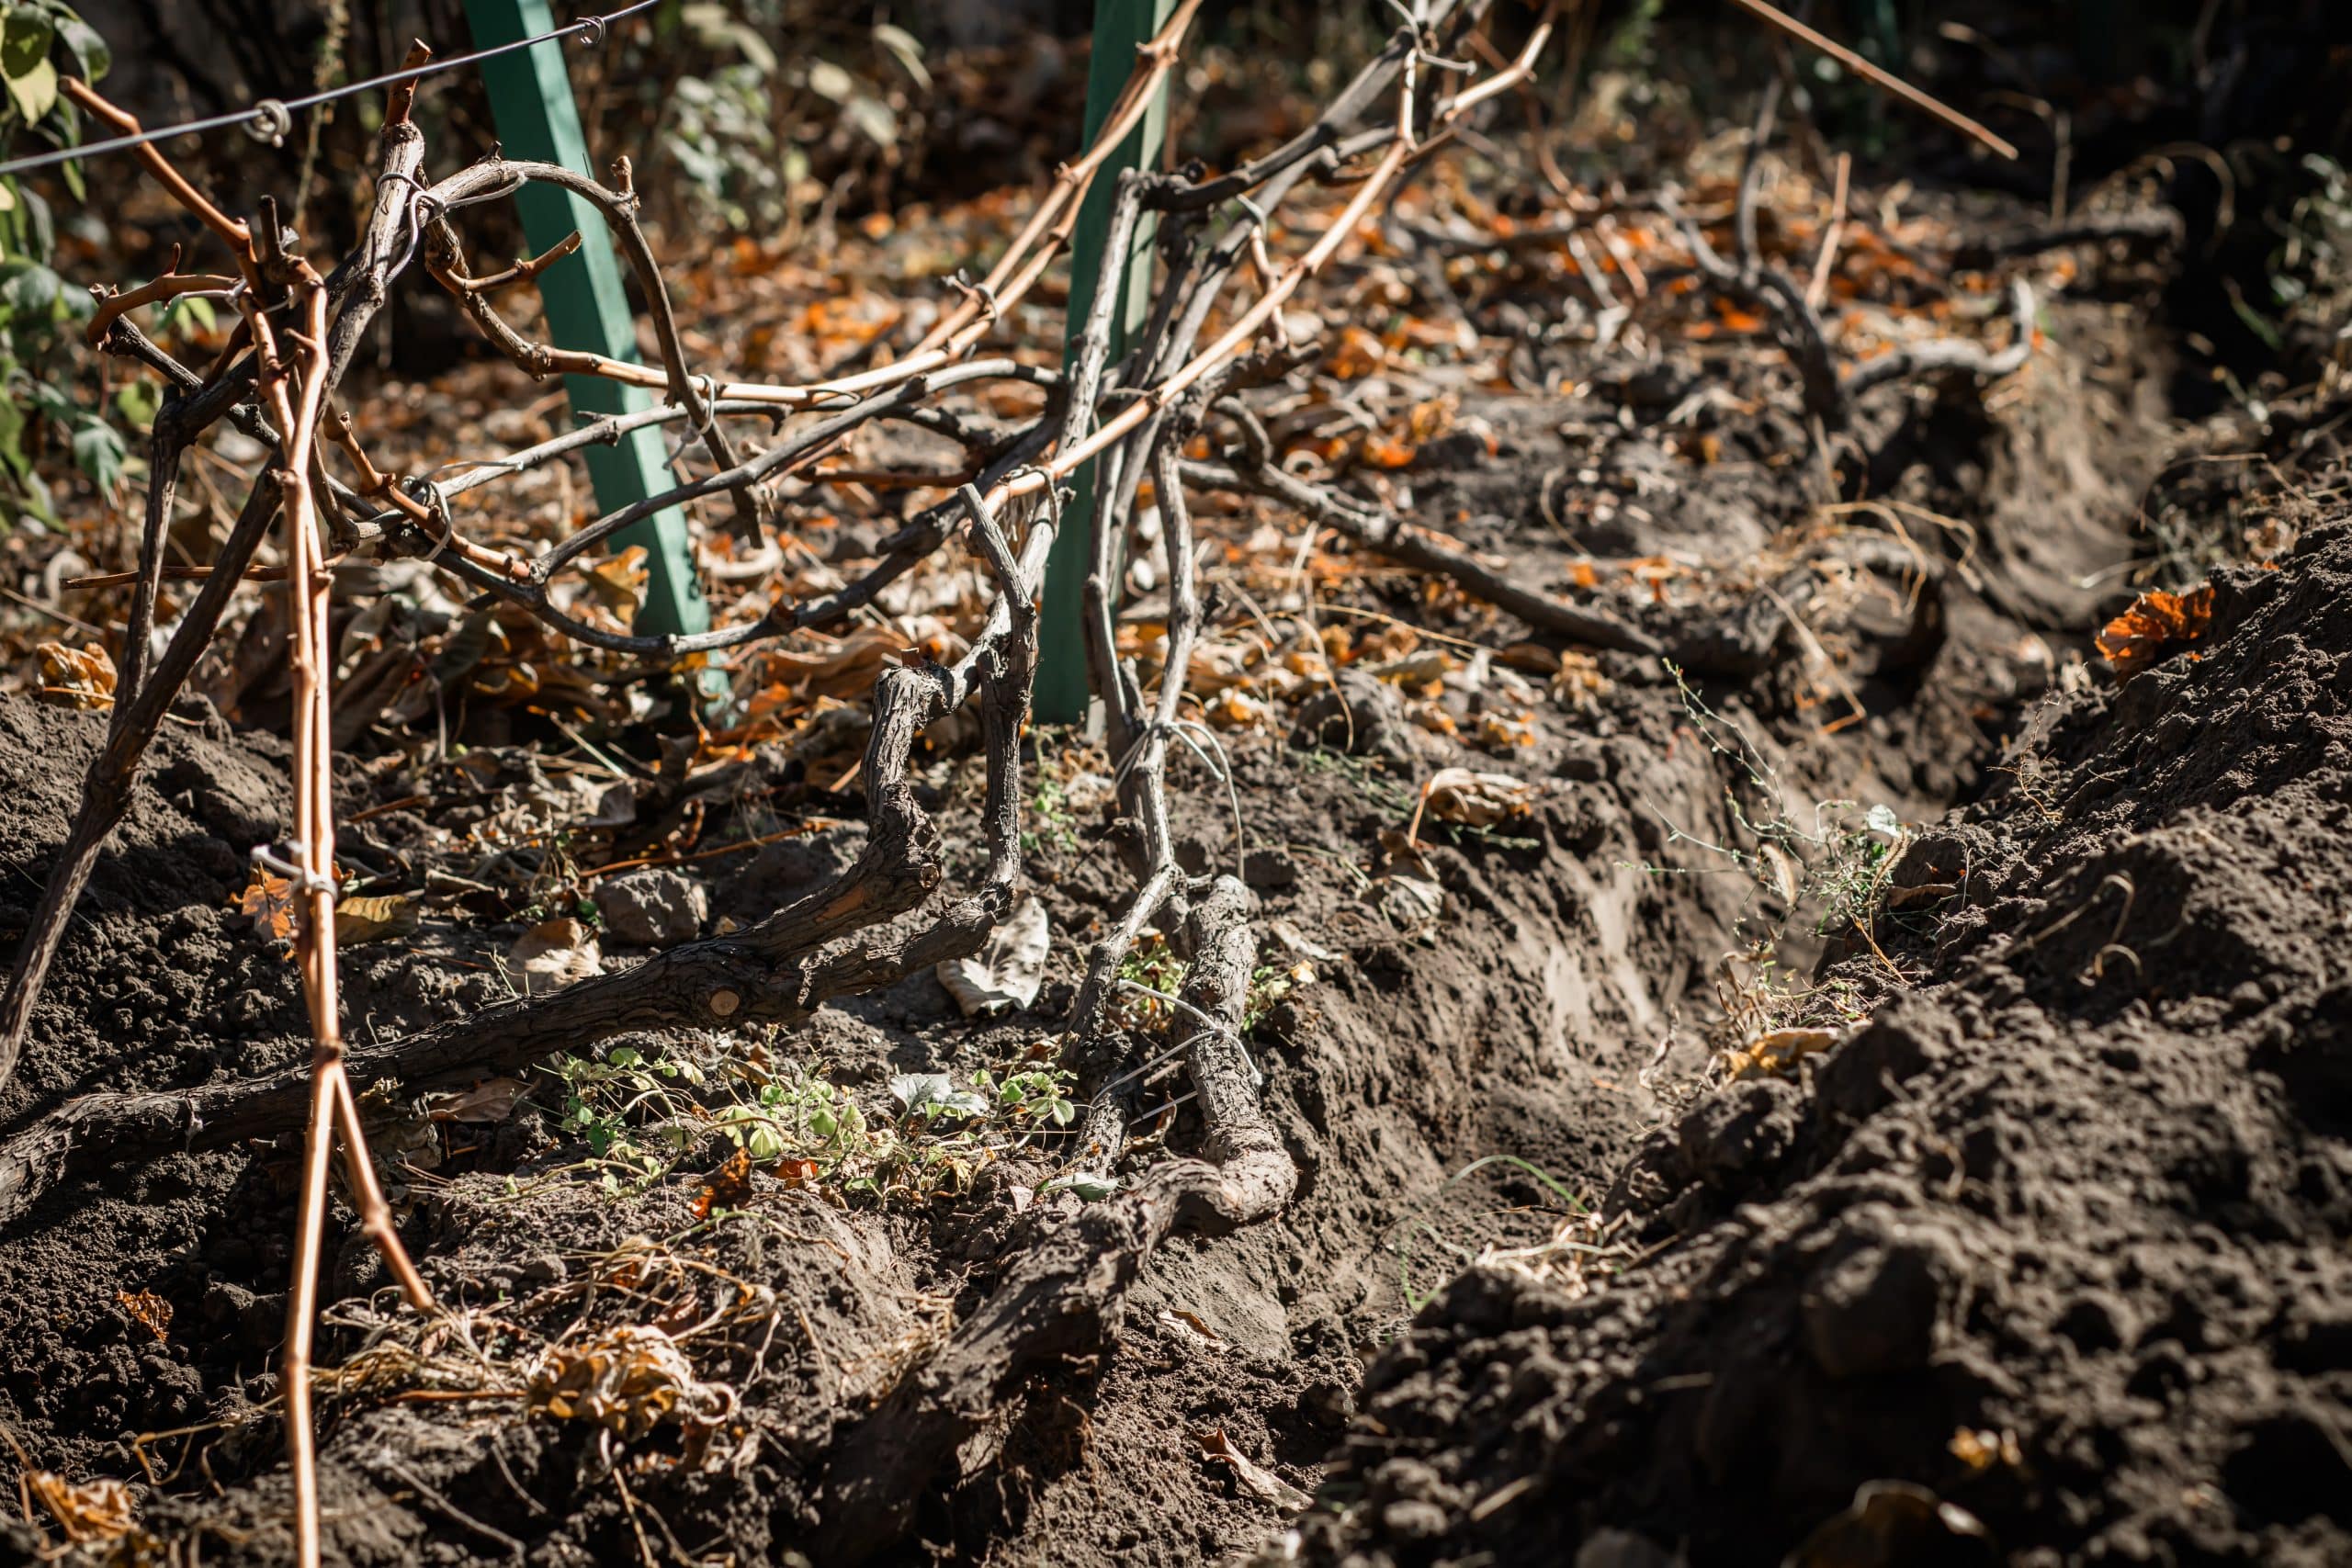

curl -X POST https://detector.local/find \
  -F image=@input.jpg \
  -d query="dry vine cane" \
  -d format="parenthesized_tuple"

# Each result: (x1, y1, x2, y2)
(10, 60, 445, 1568)
(243, 244, 436, 1568)
(0, 59, 433, 1096)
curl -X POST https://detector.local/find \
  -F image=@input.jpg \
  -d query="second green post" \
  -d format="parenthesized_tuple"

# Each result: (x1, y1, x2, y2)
(1034, 0, 1176, 726)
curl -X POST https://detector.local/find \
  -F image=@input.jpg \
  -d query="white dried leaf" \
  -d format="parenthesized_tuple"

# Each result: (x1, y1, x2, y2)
(1267, 919, 1342, 965)
(1199, 1427, 1311, 1511)
(936, 895, 1050, 1017)
(1376, 872, 1444, 931)
(510, 917, 602, 990)
(872, 22, 930, 88)
(1422, 767, 1539, 827)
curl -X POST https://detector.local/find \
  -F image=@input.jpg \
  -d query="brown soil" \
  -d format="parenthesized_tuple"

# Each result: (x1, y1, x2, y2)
(4, 188, 2340, 1568)
(1302, 514, 2352, 1568)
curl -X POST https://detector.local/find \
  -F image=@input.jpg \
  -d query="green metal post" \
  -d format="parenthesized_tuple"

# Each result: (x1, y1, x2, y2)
(1034, 0, 1175, 725)
(464, 0, 710, 641)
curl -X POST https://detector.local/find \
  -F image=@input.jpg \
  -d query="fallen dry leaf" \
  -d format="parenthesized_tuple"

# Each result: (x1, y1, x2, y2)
(2244, 514, 2299, 561)
(237, 868, 299, 943)
(936, 894, 1050, 1017)
(509, 917, 603, 988)
(1785, 1479, 1994, 1568)
(2096, 583, 2214, 678)
(1375, 872, 1443, 930)
(24, 1469, 137, 1547)
(1948, 1427, 2024, 1473)
(1723, 1027, 1839, 1080)
(1325, 323, 1386, 380)
(1203, 688, 1272, 730)
(1157, 1307, 1227, 1348)
(1199, 1427, 1311, 1511)
(424, 1076, 532, 1124)
(335, 893, 419, 947)
(1371, 829, 1446, 931)
(1366, 649, 1457, 687)
(1553, 650, 1611, 712)
(526, 1323, 734, 1442)
(693, 1147, 758, 1220)
(584, 545, 650, 628)
(1422, 767, 1540, 828)
(36, 640, 117, 709)
(1476, 710, 1539, 750)
(118, 1289, 172, 1343)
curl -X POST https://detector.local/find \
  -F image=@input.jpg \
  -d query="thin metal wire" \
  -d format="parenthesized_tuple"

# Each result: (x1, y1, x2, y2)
(0, 0, 660, 180)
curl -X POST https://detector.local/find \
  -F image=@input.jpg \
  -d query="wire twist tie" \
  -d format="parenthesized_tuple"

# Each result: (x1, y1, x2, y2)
(245, 100, 293, 148)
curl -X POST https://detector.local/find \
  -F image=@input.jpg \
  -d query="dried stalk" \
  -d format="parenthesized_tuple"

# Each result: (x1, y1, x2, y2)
(247, 260, 435, 1568)
(1722, 0, 2018, 159)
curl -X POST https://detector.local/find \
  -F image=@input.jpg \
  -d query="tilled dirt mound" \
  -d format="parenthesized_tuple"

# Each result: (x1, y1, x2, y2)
(1300, 524, 2352, 1566)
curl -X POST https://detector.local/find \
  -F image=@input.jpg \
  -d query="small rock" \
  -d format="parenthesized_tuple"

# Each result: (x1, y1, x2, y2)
(516, 1254, 569, 1287)
(1577, 1529, 1678, 1568)
(594, 867, 709, 947)
(139, 1351, 204, 1424)
(722, 826, 867, 918)
(1293, 668, 1420, 763)
(1677, 1077, 1801, 1190)
(202, 1280, 254, 1325)
(1555, 733, 1608, 782)
(240, 1291, 288, 1352)
(1301, 1378, 1355, 1427)
(1244, 847, 1299, 890)
(1379, 1500, 1451, 1543)
(1802, 1232, 1954, 1379)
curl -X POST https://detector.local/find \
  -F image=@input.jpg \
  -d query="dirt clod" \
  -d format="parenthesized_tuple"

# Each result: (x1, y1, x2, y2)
(593, 866, 712, 947)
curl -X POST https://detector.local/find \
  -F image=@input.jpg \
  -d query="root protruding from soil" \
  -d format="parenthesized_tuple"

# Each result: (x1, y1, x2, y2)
(818, 874, 1291, 1565)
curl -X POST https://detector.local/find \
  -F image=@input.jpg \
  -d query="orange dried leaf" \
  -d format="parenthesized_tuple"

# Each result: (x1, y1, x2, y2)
(2096, 584, 2215, 678)
(238, 869, 299, 942)
(25, 1470, 137, 1546)
(584, 545, 650, 629)
(118, 1289, 172, 1342)
(693, 1147, 756, 1220)
(1325, 325, 1385, 380)
(36, 641, 117, 709)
